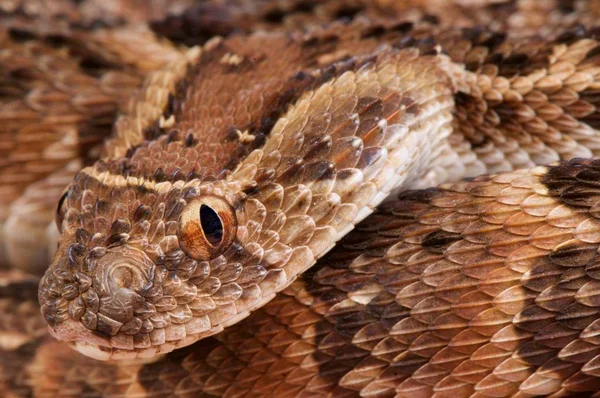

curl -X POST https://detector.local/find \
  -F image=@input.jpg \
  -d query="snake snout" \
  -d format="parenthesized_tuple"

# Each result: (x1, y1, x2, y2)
(39, 244, 159, 359)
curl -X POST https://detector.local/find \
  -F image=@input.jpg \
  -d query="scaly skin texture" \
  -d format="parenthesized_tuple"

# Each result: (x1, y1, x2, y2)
(3, 0, 600, 396)
(40, 25, 460, 360)
(11, 159, 600, 397)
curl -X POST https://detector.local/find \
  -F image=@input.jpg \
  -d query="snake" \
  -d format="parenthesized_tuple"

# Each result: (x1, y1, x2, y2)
(3, 0, 600, 396)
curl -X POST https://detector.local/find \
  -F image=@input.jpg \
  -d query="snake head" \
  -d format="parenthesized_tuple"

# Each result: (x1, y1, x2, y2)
(38, 159, 250, 360)
(38, 37, 452, 360)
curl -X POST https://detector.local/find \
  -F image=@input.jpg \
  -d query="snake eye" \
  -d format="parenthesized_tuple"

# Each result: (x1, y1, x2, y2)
(178, 195, 237, 261)
(56, 189, 69, 233)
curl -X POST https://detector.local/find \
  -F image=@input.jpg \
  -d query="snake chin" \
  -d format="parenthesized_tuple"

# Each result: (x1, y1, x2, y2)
(70, 342, 161, 363)
(69, 343, 165, 365)
(47, 319, 112, 360)
(48, 317, 204, 361)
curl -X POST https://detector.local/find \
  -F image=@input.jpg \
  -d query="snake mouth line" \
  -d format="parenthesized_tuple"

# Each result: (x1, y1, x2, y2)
(48, 320, 116, 361)
(48, 318, 224, 361)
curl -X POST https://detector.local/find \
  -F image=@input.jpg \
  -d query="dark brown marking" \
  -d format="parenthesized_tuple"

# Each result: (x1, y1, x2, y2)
(361, 25, 388, 39)
(141, 63, 194, 143)
(556, 24, 587, 44)
(542, 159, 600, 209)
(136, 337, 221, 393)
(149, 3, 238, 47)
(0, 278, 39, 302)
(422, 14, 440, 25)
(334, 5, 364, 21)
(422, 230, 462, 254)
(150, 0, 322, 47)
(218, 52, 379, 175)
(586, 45, 600, 61)
(302, 33, 339, 49)
(550, 243, 598, 268)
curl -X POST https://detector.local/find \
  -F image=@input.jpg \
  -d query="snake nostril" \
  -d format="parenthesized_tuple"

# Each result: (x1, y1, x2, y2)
(112, 266, 134, 289)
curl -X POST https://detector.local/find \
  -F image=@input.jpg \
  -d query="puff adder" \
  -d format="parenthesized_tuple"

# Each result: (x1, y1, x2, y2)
(3, 0, 600, 397)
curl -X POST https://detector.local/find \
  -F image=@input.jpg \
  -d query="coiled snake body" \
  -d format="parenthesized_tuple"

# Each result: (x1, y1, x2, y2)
(3, 0, 600, 396)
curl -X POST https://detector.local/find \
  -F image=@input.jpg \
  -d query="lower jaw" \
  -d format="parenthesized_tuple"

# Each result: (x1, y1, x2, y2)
(48, 319, 219, 361)
(69, 341, 162, 364)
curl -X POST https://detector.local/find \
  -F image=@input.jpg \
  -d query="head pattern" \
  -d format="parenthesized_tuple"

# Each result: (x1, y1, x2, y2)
(38, 22, 456, 360)
(39, 134, 255, 360)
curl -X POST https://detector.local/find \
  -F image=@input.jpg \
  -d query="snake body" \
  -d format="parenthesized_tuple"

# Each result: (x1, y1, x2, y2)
(3, 0, 600, 396)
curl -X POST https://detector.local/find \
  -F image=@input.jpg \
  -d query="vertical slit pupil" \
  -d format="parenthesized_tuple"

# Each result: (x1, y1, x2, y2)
(199, 204, 223, 246)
